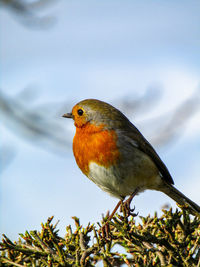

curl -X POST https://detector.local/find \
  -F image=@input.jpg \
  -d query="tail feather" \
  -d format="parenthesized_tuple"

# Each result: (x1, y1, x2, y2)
(160, 181, 200, 218)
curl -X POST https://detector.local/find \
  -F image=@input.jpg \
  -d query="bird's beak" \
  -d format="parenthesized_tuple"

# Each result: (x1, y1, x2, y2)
(62, 112, 73, 119)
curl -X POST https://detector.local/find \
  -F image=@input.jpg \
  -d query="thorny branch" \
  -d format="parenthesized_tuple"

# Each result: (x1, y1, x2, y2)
(0, 0, 56, 28)
(0, 209, 200, 266)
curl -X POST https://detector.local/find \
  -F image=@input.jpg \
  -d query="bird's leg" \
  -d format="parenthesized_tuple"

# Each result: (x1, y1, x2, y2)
(108, 199, 123, 221)
(101, 190, 139, 237)
(100, 199, 123, 238)
(123, 188, 140, 216)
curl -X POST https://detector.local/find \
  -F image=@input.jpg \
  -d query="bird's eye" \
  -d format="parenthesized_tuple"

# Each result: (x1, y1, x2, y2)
(77, 109, 83, 116)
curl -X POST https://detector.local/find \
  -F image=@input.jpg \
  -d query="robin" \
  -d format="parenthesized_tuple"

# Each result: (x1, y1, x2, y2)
(63, 99, 200, 218)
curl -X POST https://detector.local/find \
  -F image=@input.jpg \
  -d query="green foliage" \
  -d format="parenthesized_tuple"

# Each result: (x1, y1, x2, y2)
(0, 208, 200, 266)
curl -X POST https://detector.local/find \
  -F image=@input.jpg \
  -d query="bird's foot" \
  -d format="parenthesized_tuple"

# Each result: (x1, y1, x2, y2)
(121, 201, 136, 217)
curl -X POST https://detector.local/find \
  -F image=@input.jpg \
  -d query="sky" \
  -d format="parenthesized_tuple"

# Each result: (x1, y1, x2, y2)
(0, 0, 200, 239)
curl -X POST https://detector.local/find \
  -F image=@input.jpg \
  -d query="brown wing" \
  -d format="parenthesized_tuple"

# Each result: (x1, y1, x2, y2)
(125, 124, 174, 185)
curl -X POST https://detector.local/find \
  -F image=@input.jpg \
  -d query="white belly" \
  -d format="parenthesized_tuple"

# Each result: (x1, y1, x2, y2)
(88, 161, 162, 199)
(88, 162, 137, 198)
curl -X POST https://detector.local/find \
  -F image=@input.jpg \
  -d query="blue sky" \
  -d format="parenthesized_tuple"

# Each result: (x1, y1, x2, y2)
(1, 0, 200, 239)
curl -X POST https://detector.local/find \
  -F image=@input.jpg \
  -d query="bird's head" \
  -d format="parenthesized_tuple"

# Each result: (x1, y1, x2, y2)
(63, 99, 129, 129)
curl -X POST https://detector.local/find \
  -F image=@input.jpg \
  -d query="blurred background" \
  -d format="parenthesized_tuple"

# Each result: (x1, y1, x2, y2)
(1, 0, 200, 240)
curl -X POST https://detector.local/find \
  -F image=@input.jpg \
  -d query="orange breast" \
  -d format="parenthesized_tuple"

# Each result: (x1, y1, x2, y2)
(73, 123, 120, 175)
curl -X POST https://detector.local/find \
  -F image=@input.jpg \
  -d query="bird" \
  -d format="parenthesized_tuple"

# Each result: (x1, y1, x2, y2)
(63, 98, 200, 218)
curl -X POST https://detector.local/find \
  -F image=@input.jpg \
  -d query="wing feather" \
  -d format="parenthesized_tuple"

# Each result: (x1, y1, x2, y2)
(123, 124, 174, 185)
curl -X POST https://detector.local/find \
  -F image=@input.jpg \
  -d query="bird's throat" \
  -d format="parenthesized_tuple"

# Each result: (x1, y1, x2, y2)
(73, 124, 120, 175)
